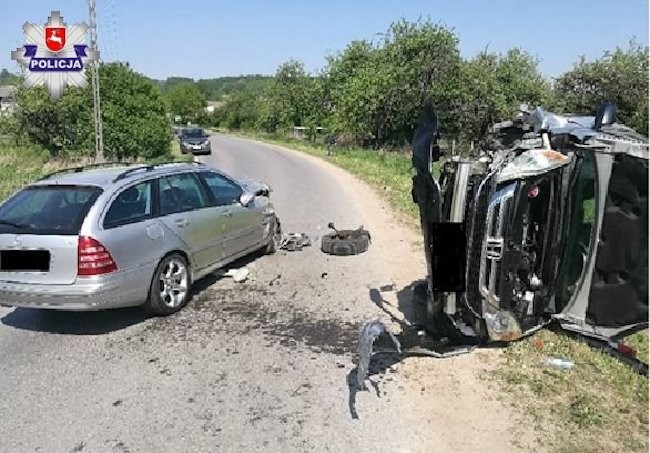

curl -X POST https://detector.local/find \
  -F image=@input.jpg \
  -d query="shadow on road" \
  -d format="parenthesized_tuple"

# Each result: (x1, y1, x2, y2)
(1, 306, 148, 335)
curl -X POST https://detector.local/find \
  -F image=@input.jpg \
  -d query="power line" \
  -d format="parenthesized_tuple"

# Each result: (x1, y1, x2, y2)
(88, 0, 104, 162)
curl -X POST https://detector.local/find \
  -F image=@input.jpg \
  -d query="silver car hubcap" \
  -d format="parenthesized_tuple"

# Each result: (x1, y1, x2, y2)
(159, 258, 188, 308)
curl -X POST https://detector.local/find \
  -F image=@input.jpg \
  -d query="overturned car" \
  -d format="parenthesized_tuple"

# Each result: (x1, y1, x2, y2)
(411, 102, 648, 347)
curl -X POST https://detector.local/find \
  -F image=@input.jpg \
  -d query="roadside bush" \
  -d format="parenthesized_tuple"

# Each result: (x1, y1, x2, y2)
(15, 62, 171, 160)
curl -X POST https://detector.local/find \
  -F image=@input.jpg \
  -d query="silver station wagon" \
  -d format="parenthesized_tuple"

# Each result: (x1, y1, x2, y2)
(0, 161, 282, 315)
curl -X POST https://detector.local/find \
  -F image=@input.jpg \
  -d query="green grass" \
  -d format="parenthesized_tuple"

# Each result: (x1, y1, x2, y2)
(496, 328, 649, 452)
(169, 139, 194, 162)
(0, 144, 63, 199)
(230, 129, 650, 453)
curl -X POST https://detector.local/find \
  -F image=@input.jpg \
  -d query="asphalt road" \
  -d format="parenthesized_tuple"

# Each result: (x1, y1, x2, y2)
(0, 135, 536, 453)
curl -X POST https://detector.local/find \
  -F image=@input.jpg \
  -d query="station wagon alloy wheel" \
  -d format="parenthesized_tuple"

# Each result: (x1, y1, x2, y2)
(145, 253, 191, 315)
(159, 257, 188, 308)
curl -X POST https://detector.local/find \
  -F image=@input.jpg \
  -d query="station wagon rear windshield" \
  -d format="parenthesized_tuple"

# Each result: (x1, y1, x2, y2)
(0, 185, 102, 235)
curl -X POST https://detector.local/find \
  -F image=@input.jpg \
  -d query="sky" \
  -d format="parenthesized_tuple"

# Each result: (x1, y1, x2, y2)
(1, 0, 648, 80)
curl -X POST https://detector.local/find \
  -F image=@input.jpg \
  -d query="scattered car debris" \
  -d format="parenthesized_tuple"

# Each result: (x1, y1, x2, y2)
(321, 272, 328, 279)
(280, 233, 312, 251)
(355, 320, 477, 391)
(356, 320, 401, 390)
(379, 283, 396, 292)
(321, 222, 371, 256)
(541, 357, 575, 370)
(216, 267, 250, 283)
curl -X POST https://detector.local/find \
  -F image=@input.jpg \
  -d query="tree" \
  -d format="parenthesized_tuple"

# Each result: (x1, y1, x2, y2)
(0, 69, 19, 85)
(15, 62, 171, 159)
(259, 60, 314, 132)
(443, 48, 552, 141)
(166, 83, 206, 122)
(99, 63, 172, 159)
(326, 20, 461, 147)
(554, 41, 649, 135)
(219, 90, 262, 130)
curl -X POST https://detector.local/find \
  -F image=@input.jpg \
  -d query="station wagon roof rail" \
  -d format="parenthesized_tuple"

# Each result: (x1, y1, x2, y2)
(37, 161, 140, 181)
(37, 160, 206, 183)
(112, 161, 205, 182)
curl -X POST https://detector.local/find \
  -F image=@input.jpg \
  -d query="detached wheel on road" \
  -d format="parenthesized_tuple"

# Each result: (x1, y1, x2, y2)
(145, 253, 190, 315)
(265, 217, 283, 254)
(320, 227, 371, 256)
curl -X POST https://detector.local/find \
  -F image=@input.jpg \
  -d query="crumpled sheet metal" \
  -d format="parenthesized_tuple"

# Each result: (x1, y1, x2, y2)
(356, 320, 402, 389)
(527, 107, 598, 141)
(497, 148, 570, 183)
(279, 233, 312, 251)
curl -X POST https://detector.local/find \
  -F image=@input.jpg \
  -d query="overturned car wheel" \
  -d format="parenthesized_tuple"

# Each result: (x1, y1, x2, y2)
(320, 227, 371, 256)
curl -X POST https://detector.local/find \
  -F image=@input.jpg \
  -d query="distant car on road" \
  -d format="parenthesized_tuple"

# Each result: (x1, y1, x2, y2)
(0, 162, 282, 315)
(179, 127, 212, 155)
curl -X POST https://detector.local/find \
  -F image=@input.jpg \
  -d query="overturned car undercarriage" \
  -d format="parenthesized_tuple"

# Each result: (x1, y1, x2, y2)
(357, 102, 648, 386)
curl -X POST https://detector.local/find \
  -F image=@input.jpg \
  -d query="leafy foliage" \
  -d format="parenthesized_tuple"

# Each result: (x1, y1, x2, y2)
(166, 83, 206, 123)
(150, 75, 273, 100)
(195, 75, 272, 100)
(444, 48, 552, 140)
(0, 69, 19, 86)
(14, 62, 171, 160)
(259, 60, 317, 132)
(554, 41, 649, 135)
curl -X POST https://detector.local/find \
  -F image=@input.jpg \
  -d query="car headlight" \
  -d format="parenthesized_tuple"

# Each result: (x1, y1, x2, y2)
(202, 140, 210, 146)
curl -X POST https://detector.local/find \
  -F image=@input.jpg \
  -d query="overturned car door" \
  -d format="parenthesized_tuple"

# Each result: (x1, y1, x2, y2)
(412, 102, 648, 343)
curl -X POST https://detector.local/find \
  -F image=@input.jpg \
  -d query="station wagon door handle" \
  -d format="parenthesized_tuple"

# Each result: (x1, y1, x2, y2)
(174, 218, 189, 227)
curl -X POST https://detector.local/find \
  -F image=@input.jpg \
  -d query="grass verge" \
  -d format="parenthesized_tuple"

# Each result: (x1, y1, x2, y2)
(497, 328, 648, 452)
(227, 129, 649, 453)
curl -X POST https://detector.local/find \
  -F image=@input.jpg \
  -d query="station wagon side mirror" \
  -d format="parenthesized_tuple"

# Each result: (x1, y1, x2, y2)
(240, 191, 255, 207)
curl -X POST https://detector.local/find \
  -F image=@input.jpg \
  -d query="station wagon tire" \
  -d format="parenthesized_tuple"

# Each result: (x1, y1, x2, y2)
(320, 228, 371, 256)
(265, 217, 282, 254)
(145, 254, 191, 316)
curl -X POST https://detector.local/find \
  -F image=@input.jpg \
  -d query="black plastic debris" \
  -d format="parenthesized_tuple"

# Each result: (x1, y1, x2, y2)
(280, 233, 312, 251)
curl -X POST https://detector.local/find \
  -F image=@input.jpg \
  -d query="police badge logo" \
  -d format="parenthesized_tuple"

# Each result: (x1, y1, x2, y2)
(11, 11, 99, 100)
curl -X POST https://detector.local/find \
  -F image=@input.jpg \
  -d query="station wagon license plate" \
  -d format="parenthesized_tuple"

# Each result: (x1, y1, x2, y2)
(0, 250, 50, 272)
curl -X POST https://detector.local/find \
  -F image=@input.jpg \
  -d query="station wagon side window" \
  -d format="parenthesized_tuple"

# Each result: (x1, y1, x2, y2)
(103, 180, 153, 229)
(200, 172, 243, 206)
(158, 173, 209, 215)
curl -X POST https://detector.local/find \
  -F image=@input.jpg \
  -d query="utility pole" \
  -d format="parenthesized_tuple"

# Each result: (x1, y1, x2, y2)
(88, 0, 104, 162)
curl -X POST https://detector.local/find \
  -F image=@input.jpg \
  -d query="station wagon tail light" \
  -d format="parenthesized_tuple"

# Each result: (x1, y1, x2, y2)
(77, 236, 117, 275)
